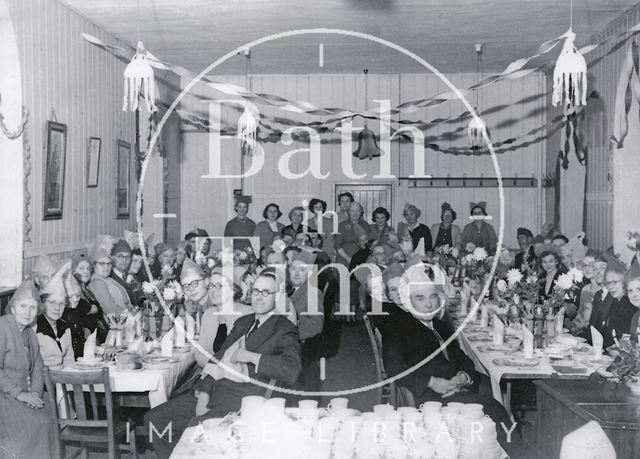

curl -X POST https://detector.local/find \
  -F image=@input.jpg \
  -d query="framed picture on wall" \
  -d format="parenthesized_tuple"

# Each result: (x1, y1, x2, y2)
(43, 121, 67, 220)
(87, 137, 101, 188)
(116, 139, 131, 218)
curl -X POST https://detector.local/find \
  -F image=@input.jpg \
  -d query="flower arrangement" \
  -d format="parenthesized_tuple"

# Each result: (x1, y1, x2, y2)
(625, 231, 640, 252)
(542, 268, 583, 315)
(433, 244, 461, 272)
(607, 338, 640, 383)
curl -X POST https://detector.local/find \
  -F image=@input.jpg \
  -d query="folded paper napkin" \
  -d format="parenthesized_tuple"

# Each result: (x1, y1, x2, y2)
(83, 330, 97, 362)
(128, 336, 144, 353)
(590, 326, 604, 358)
(555, 308, 565, 337)
(125, 313, 137, 344)
(480, 305, 489, 328)
(174, 317, 186, 348)
(493, 316, 505, 345)
(185, 314, 196, 341)
(522, 326, 534, 358)
(460, 284, 470, 315)
(161, 328, 175, 357)
(560, 421, 615, 459)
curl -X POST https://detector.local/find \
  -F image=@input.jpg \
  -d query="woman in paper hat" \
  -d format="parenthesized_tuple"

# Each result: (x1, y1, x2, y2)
(35, 265, 75, 368)
(0, 280, 55, 458)
(431, 202, 462, 250)
(461, 201, 498, 254)
(396, 202, 433, 253)
(69, 253, 108, 347)
(87, 236, 132, 315)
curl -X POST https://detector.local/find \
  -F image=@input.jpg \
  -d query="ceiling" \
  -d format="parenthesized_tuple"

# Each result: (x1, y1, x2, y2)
(62, 0, 637, 74)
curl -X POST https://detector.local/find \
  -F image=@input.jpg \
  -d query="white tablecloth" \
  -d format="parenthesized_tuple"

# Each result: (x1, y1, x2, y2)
(60, 349, 195, 407)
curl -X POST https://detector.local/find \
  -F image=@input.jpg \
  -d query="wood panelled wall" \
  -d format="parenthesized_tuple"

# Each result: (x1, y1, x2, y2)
(181, 72, 547, 248)
(581, 3, 640, 254)
(7, 0, 179, 275)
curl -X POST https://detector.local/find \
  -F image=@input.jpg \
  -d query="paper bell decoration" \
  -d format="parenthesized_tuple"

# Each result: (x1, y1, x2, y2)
(123, 41, 157, 113)
(352, 125, 383, 160)
(552, 29, 587, 108)
(468, 115, 488, 148)
(237, 105, 259, 155)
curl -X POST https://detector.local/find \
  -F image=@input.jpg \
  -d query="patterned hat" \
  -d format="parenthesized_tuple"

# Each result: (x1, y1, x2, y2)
(180, 258, 206, 282)
(111, 239, 132, 256)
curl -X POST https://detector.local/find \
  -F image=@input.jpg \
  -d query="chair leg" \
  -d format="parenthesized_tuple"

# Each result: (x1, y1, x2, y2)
(127, 426, 138, 459)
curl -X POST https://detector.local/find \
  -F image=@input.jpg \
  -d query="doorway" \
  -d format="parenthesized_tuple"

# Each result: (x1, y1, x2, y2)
(335, 183, 393, 225)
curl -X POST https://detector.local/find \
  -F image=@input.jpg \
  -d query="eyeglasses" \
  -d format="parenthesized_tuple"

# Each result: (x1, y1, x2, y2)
(45, 299, 66, 308)
(181, 279, 202, 291)
(209, 283, 225, 291)
(95, 261, 112, 267)
(251, 288, 276, 297)
(114, 254, 131, 260)
(606, 279, 623, 286)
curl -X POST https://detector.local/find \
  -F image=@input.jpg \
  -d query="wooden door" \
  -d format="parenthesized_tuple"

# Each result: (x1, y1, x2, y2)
(335, 183, 393, 225)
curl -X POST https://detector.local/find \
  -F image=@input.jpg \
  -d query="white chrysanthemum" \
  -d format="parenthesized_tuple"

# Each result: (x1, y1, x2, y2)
(272, 239, 287, 254)
(568, 267, 584, 284)
(451, 247, 460, 259)
(556, 273, 574, 290)
(465, 242, 477, 253)
(162, 287, 176, 301)
(195, 252, 206, 266)
(472, 247, 488, 261)
(207, 258, 216, 269)
(496, 279, 507, 293)
(506, 268, 523, 287)
(142, 281, 154, 294)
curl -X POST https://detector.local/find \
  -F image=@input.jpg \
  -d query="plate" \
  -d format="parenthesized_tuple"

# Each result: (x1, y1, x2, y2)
(492, 357, 539, 368)
(550, 359, 586, 374)
(143, 355, 179, 364)
(174, 345, 192, 353)
(75, 358, 106, 368)
(464, 325, 487, 333)
(477, 344, 520, 353)
(571, 345, 594, 354)
(467, 336, 492, 343)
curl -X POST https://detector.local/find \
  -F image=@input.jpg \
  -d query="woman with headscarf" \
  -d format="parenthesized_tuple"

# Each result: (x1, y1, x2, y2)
(431, 202, 462, 249)
(87, 240, 133, 315)
(253, 203, 285, 251)
(461, 201, 498, 254)
(0, 281, 55, 459)
(35, 268, 75, 368)
(396, 203, 433, 253)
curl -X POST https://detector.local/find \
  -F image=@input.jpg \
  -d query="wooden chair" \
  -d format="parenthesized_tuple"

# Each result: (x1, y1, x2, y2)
(395, 384, 417, 408)
(363, 314, 394, 405)
(44, 367, 137, 459)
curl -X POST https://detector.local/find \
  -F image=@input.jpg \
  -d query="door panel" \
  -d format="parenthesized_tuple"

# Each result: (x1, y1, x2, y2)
(335, 184, 393, 226)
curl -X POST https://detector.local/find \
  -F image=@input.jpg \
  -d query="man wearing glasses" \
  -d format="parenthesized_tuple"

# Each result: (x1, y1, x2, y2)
(108, 239, 144, 308)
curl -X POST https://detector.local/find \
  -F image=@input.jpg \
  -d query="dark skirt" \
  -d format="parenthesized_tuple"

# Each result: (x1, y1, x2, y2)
(0, 394, 54, 459)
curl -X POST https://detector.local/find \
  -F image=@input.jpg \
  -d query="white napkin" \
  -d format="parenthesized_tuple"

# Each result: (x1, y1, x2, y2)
(185, 314, 196, 341)
(555, 308, 565, 337)
(83, 330, 97, 363)
(161, 328, 175, 357)
(174, 317, 186, 348)
(590, 326, 603, 358)
(134, 311, 142, 337)
(493, 316, 505, 345)
(128, 336, 144, 353)
(480, 305, 489, 328)
(125, 313, 137, 344)
(468, 299, 480, 321)
(522, 325, 534, 358)
(459, 285, 470, 315)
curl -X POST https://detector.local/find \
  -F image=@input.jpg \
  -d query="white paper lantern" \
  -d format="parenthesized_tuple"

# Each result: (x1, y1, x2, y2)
(123, 41, 157, 113)
(468, 115, 488, 148)
(552, 29, 587, 107)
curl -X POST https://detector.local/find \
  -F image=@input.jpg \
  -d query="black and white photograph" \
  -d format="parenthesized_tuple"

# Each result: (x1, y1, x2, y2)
(2, 1, 640, 458)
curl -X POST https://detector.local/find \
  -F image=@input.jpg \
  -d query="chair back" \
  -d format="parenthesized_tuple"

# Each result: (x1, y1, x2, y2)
(44, 367, 115, 439)
(363, 314, 395, 404)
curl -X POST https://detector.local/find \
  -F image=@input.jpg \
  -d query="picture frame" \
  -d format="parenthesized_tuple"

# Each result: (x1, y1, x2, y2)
(87, 137, 101, 188)
(116, 139, 131, 219)
(43, 121, 67, 220)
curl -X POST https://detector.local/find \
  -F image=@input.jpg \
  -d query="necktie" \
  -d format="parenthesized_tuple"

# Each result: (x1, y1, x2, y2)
(426, 322, 450, 361)
(245, 319, 260, 338)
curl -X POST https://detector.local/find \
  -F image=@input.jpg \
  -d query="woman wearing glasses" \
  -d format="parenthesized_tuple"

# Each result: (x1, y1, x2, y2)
(87, 245, 132, 315)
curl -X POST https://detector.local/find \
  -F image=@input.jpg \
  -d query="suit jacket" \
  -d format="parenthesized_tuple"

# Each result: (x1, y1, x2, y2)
(195, 313, 302, 397)
(514, 246, 536, 271)
(110, 270, 144, 308)
(538, 270, 562, 301)
(0, 314, 44, 398)
(585, 290, 614, 344)
(289, 282, 324, 341)
(602, 296, 636, 348)
(382, 312, 478, 400)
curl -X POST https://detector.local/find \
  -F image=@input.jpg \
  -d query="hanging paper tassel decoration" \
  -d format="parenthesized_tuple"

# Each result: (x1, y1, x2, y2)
(552, 29, 588, 108)
(237, 104, 259, 155)
(123, 41, 157, 113)
(468, 115, 488, 148)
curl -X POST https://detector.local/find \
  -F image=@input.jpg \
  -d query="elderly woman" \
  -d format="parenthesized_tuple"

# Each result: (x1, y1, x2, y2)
(0, 280, 55, 459)
(88, 247, 132, 315)
(253, 203, 285, 251)
(461, 201, 498, 254)
(36, 269, 75, 368)
(396, 203, 433, 253)
(368, 206, 394, 244)
(151, 243, 178, 280)
(71, 254, 108, 344)
(628, 272, 640, 342)
(431, 202, 462, 249)
(334, 201, 371, 266)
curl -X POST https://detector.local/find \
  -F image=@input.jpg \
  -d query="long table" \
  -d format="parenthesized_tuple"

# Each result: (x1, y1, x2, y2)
(534, 379, 640, 459)
(60, 349, 196, 408)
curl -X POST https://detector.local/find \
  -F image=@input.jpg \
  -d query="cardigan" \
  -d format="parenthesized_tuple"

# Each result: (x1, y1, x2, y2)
(88, 275, 131, 315)
(397, 222, 433, 252)
(430, 223, 462, 249)
(0, 314, 44, 398)
(34, 315, 75, 368)
(253, 220, 285, 250)
(461, 221, 498, 253)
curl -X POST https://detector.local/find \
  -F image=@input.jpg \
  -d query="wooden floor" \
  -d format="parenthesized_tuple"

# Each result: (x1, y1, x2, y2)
(84, 322, 544, 458)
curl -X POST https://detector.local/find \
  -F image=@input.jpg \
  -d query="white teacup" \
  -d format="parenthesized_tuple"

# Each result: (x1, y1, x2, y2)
(328, 397, 349, 413)
(240, 395, 265, 420)
(372, 403, 395, 415)
(397, 407, 419, 415)
(298, 399, 319, 417)
(460, 403, 484, 420)
(265, 397, 286, 412)
(420, 401, 442, 413)
(446, 402, 464, 413)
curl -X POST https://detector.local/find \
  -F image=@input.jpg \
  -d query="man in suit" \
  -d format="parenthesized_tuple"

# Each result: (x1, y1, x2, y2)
(585, 266, 623, 346)
(570, 254, 607, 335)
(109, 239, 144, 307)
(514, 227, 536, 271)
(145, 268, 301, 459)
